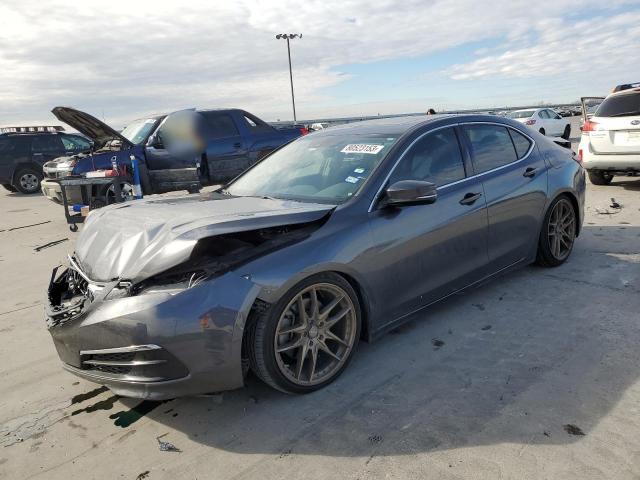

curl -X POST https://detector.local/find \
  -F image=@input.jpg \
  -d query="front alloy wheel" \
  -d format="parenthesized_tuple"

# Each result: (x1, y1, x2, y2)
(248, 273, 361, 393)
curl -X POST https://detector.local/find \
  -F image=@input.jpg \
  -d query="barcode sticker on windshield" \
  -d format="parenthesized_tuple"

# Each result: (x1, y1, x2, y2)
(341, 144, 384, 154)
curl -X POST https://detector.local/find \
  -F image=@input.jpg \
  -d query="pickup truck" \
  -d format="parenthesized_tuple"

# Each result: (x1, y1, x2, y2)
(41, 107, 306, 203)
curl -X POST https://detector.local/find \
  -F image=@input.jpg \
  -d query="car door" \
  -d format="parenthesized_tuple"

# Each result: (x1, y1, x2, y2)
(200, 111, 250, 183)
(367, 126, 489, 323)
(547, 109, 564, 136)
(461, 123, 547, 271)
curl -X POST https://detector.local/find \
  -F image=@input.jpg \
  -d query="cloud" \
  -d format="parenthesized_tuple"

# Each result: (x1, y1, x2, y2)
(0, 0, 638, 126)
(445, 11, 640, 82)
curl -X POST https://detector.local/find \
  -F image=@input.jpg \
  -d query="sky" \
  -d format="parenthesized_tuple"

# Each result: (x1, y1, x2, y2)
(1, 0, 640, 128)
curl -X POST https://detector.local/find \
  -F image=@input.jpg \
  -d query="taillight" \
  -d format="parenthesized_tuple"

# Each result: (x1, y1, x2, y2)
(582, 120, 599, 132)
(525, 119, 536, 125)
(575, 149, 583, 165)
(300, 127, 309, 136)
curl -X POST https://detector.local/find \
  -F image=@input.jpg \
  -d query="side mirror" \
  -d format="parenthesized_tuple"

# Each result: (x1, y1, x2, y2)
(383, 180, 437, 207)
(148, 133, 164, 149)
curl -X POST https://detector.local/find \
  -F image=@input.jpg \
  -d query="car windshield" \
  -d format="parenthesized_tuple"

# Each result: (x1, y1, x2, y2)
(226, 133, 399, 204)
(507, 110, 535, 119)
(121, 118, 160, 144)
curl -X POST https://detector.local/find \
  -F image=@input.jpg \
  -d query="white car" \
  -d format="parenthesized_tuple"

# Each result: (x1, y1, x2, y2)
(507, 108, 572, 139)
(579, 84, 640, 185)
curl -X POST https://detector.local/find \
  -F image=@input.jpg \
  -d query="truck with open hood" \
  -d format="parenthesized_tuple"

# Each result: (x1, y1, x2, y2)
(41, 107, 306, 203)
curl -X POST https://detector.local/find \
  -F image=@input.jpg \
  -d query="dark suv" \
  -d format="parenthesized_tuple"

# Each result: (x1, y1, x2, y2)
(0, 126, 90, 194)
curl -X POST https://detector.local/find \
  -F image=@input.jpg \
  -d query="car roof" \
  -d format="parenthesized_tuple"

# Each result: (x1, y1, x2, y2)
(312, 114, 462, 135)
(609, 87, 640, 98)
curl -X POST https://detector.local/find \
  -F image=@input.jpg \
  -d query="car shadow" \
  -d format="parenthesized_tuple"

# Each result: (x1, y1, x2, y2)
(123, 225, 639, 459)
(612, 177, 640, 191)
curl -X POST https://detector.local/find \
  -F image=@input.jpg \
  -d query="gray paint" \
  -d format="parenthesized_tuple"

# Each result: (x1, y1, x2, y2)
(46, 114, 586, 399)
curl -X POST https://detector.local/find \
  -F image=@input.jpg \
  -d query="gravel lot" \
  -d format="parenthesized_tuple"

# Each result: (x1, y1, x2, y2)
(1, 118, 639, 479)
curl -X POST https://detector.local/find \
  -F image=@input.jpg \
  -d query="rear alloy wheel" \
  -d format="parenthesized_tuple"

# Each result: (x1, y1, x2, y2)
(248, 273, 361, 394)
(539, 128, 546, 135)
(14, 167, 42, 194)
(587, 170, 613, 185)
(536, 196, 577, 267)
(2, 184, 17, 192)
(562, 125, 571, 140)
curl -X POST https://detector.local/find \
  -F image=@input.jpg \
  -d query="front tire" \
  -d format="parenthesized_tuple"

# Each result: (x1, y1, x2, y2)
(562, 125, 571, 140)
(14, 167, 42, 194)
(536, 196, 577, 267)
(587, 170, 613, 185)
(247, 273, 361, 394)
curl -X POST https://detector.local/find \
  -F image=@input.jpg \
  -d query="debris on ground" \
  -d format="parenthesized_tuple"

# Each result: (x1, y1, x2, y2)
(563, 424, 585, 436)
(481, 325, 492, 331)
(543, 431, 551, 437)
(156, 433, 181, 452)
(136, 471, 150, 480)
(34, 238, 68, 252)
(432, 338, 445, 348)
(7, 220, 51, 231)
(596, 198, 623, 215)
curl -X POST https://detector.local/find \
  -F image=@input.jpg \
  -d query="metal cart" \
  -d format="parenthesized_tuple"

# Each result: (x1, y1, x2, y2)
(53, 176, 124, 231)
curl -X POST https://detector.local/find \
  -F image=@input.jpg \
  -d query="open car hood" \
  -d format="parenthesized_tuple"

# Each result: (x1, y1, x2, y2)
(52, 107, 134, 148)
(75, 194, 334, 282)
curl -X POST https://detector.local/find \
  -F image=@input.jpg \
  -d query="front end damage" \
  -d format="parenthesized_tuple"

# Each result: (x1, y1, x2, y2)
(45, 219, 326, 399)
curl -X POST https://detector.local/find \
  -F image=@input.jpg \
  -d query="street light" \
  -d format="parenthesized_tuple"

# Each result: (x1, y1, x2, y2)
(275, 33, 302, 122)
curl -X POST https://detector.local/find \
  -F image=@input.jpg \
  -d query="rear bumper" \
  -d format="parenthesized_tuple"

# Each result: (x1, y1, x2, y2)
(580, 139, 640, 172)
(46, 270, 260, 399)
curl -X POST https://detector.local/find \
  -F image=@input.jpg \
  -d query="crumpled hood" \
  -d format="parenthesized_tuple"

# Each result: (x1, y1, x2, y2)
(75, 195, 334, 282)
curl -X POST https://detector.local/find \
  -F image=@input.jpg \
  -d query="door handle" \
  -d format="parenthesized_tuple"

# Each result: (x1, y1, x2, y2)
(459, 192, 482, 205)
(523, 167, 538, 178)
(233, 142, 242, 149)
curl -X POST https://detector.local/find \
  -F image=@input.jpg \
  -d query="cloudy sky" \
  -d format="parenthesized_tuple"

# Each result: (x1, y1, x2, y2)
(1, 0, 639, 127)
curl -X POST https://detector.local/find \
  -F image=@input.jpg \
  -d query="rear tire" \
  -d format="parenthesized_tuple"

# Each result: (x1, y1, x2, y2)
(247, 273, 361, 394)
(13, 167, 42, 194)
(562, 125, 571, 140)
(587, 170, 613, 185)
(539, 128, 546, 135)
(536, 195, 577, 267)
(2, 184, 17, 192)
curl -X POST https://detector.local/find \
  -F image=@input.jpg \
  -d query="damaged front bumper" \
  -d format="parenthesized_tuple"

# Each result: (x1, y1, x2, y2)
(45, 263, 260, 399)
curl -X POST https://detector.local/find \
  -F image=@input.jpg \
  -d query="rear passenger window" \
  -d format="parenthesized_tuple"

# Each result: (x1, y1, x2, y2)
(32, 135, 63, 153)
(243, 114, 273, 133)
(390, 128, 465, 187)
(463, 125, 518, 173)
(508, 129, 532, 159)
(200, 112, 239, 139)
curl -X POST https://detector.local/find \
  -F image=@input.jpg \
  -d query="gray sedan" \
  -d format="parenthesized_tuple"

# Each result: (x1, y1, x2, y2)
(45, 114, 586, 399)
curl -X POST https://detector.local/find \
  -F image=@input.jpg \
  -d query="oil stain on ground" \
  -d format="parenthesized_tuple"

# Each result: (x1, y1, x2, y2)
(110, 400, 169, 428)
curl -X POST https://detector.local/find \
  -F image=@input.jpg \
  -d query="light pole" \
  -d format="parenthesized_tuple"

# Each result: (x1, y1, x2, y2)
(275, 33, 301, 122)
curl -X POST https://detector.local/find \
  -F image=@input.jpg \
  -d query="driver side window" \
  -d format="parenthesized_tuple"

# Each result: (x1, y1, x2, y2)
(389, 128, 466, 187)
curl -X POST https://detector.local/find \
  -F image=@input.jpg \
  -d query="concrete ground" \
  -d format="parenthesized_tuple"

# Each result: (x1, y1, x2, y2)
(1, 123, 639, 479)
